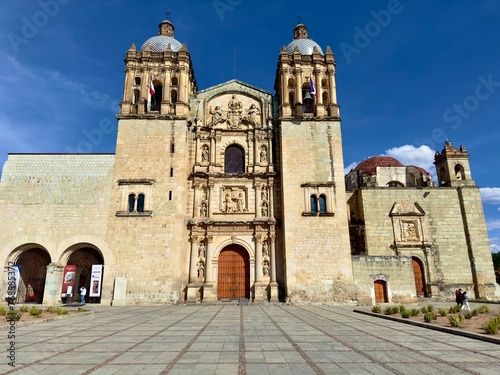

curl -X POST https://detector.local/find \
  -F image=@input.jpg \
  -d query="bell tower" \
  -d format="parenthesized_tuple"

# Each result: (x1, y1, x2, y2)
(434, 141, 475, 187)
(274, 23, 339, 118)
(275, 23, 355, 303)
(120, 19, 197, 116)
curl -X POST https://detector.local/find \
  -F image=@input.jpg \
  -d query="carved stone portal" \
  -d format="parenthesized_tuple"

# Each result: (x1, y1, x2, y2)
(220, 186, 247, 213)
(401, 220, 419, 241)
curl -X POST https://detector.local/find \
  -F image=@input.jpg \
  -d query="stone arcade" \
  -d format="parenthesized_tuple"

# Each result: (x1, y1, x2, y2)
(0, 19, 498, 306)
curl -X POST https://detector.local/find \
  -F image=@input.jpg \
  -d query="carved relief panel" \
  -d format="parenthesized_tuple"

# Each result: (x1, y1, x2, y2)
(219, 186, 248, 213)
(207, 94, 262, 129)
(389, 200, 426, 245)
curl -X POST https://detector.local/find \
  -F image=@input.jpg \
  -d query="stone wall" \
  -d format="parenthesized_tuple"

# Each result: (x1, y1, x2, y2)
(352, 255, 417, 305)
(279, 120, 355, 303)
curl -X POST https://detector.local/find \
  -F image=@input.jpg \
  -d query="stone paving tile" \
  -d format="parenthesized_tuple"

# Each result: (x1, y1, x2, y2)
(2, 304, 500, 374)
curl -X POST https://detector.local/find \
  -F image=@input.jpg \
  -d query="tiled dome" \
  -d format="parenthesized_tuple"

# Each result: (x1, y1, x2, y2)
(140, 36, 182, 52)
(354, 156, 404, 175)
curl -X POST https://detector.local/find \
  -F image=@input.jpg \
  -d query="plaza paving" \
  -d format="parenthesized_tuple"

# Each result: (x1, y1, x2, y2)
(1, 303, 499, 374)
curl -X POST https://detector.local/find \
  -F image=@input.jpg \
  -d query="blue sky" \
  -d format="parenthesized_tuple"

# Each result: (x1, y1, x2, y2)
(1, 0, 499, 252)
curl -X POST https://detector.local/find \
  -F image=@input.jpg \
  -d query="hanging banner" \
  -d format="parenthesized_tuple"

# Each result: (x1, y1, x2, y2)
(5, 264, 21, 301)
(61, 265, 76, 298)
(89, 265, 103, 297)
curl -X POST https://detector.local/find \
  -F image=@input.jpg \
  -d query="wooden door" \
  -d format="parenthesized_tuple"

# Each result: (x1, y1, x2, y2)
(217, 246, 249, 299)
(412, 257, 427, 297)
(374, 280, 388, 303)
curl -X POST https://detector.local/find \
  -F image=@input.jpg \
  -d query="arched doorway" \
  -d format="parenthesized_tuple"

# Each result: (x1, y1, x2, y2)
(15, 248, 51, 304)
(374, 280, 388, 303)
(412, 257, 427, 297)
(66, 247, 104, 303)
(217, 245, 250, 300)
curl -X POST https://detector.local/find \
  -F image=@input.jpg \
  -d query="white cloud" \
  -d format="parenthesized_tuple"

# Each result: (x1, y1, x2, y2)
(384, 144, 436, 172)
(486, 219, 500, 231)
(489, 238, 500, 253)
(480, 188, 500, 205)
(344, 161, 359, 175)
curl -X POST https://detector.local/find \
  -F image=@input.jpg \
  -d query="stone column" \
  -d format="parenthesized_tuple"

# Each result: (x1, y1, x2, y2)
(295, 69, 302, 104)
(210, 132, 216, 165)
(162, 68, 171, 114)
(205, 237, 213, 283)
(329, 71, 337, 104)
(207, 182, 214, 218)
(269, 233, 279, 301)
(192, 182, 198, 217)
(282, 70, 288, 106)
(189, 238, 199, 282)
(255, 236, 263, 281)
(269, 182, 275, 219)
(255, 183, 261, 218)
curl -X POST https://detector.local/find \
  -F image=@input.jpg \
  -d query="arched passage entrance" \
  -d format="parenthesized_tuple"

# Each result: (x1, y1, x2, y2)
(412, 257, 427, 297)
(15, 248, 51, 304)
(374, 280, 388, 303)
(217, 245, 250, 300)
(66, 247, 104, 303)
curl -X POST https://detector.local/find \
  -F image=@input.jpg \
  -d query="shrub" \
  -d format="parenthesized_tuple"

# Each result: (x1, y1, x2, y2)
(421, 306, 428, 313)
(438, 308, 448, 316)
(29, 306, 43, 317)
(6, 311, 22, 321)
(399, 305, 406, 313)
(57, 308, 68, 315)
(482, 316, 500, 334)
(46, 306, 59, 313)
(423, 312, 434, 323)
(463, 311, 473, 319)
(471, 308, 479, 316)
(384, 307, 393, 315)
(372, 305, 381, 313)
(401, 310, 411, 318)
(20, 306, 29, 313)
(392, 306, 400, 314)
(449, 314, 465, 327)
(77, 307, 85, 312)
(0, 306, 6, 316)
(479, 305, 490, 314)
(449, 305, 461, 314)
(427, 305, 434, 312)
(410, 309, 420, 317)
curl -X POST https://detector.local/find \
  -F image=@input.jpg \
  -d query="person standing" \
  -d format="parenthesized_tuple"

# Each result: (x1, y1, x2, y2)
(79, 286, 87, 304)
(455, 288, 462, 306)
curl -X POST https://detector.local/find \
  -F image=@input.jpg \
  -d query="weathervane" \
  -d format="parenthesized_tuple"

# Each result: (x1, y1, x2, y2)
(165, 10, 171, 20)
(297, 15, 303, 24)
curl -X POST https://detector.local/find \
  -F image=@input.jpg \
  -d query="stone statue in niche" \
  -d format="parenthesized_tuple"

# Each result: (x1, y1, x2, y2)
(227, 95, 243, 129)
(201, 145, 209, 162)
(246, 103, 261, 125)
(263, 260, 270, 277)
(198, 242, 206, 258)
(199, 201, 207, 217)
(260, 146, 268, 163)
(209, 106, 225, 127)
(261, 187, 268, 201)
(261, 202, 269, 217)
(220, 187, 247, 213)
(262, 241, 269, 257)
(197, 261, 205, 278)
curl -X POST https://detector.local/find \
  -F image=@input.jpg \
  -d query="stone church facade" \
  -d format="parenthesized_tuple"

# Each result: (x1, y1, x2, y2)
(0, 20, 498, 306)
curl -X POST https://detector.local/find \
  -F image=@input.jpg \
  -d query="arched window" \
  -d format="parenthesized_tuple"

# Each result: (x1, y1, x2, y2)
(128, 194, 136, 212)
(455, 164, 465, 180)
(310, 195, 318, 214)
(319, 195, 327, 213)
(171, 89, 178, 104)
(289, 91, 295, 106)
(321, 78, 327, 88)
(439, 167, 447, 185)
(134, 77, 141, 85)
(287, 77, 295, 86)
(133, 89, 140, 104)
(302, 82, 313, 113)
(151, 81, 163, 111)
(386, 181, 404, 187)
(137, 194, 145, 212)
(225, 145, 245, 174)
(322, 92, 329, 106)
(171, 77, 178, 86)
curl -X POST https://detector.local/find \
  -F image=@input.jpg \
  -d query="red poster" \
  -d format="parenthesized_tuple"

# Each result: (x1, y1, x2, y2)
(61, 265, 76, 298)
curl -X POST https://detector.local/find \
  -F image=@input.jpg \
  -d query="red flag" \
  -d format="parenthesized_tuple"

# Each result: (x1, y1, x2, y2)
(149, 80, 155, 96)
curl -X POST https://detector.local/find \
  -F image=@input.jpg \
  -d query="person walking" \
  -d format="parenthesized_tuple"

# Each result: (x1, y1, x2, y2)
(455, 288, 462, 306)
(461, 291, 470, 311)
(79, 286, 87, 304)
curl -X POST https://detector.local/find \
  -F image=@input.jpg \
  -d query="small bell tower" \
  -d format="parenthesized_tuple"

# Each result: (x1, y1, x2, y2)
(434, 141, 475, 187)
(119, 19, 197, 117)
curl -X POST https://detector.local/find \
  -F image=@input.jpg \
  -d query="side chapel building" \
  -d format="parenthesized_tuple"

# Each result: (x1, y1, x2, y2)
(0, 19, 498, 306)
